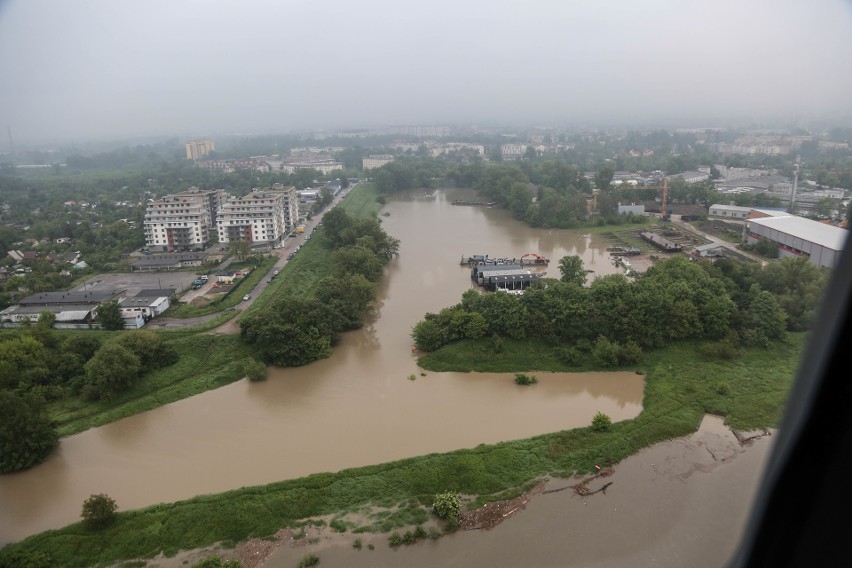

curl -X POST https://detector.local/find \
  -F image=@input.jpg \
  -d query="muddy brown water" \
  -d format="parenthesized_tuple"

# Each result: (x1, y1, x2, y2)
(0, 189, 645, 545)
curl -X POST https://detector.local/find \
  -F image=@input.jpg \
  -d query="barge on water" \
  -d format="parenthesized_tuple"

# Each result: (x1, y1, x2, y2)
(640, 232, 683, 252)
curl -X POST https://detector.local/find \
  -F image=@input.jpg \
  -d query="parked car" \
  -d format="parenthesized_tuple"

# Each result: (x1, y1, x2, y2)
(242, 294, 251, 301)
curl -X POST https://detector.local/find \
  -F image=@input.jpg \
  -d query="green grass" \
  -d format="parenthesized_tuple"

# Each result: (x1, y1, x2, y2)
(47, 334, 257, 436)
(5, 334, 804, 566)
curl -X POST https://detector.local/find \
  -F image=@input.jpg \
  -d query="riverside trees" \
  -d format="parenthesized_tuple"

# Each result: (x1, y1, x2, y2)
(412, 255, 808, 361)
(240, 208, 398, 366)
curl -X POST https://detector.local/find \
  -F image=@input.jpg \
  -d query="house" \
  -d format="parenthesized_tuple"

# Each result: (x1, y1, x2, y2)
(213, 269, 237, 284)
(709, 204, 751, 219)
(119, 289, 174, 322)
(693, 243, 726, 258)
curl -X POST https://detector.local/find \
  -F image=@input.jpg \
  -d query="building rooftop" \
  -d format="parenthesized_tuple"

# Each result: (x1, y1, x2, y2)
(18, 291, 121, 305)
(710, 204, 752, 212)
(748, 215, 848, 251)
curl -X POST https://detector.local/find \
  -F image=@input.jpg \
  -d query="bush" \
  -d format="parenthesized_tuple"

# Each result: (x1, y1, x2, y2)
(716, 381, 730, 396)
(81, 493, 118, 530)
(592, 336, 621, 367)
(619, 341, 643, 365)
(557, 346, 582, 366)
(297, 554, 319, 567)
(591, 412, 612, 433)
(0, 392, 59, 473)
(191, 557, 242, 568)
(432, 491, 462, 522)
(490, 333, 504, 353)
(352, 539, 362, 550)
(514, 373, 539, 385)
(243, 359, 267, 382)
(388, 532, 402, 548)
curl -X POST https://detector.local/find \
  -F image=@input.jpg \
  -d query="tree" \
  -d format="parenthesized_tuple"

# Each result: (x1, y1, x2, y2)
(81, 493, 118, 530)
(314, 273, 376, 330)
(0, 391, 59, 473)
(558, 255, 586, 286)
(229, 240, 251, 262)
(111, 330, 178, 373)
(96, 300, 125, 331)
(594, 166, 614, 191)
(84, 343, 141, 400)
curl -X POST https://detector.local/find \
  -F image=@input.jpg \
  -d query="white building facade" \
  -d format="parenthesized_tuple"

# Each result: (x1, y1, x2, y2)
(216, 185, 299, 246)
(362, 155, 395, 170)
(144, 188, 228, 252)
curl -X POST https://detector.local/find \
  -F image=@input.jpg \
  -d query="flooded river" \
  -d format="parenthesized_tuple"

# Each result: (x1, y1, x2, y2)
(0, 189, 644, 545)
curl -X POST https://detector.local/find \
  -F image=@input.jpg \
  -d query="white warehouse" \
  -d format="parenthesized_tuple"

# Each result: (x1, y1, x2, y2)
(746, 215, 847, 269)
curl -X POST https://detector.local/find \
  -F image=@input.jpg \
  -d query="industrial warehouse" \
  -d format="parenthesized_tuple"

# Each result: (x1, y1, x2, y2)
(746, 214, 847, 269)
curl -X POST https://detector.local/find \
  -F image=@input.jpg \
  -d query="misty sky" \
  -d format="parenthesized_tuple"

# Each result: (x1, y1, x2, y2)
(1, 0, 851, 142)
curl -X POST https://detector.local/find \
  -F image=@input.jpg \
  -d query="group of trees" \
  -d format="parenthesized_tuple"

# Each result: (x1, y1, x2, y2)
(240, 208, 399, 367)
(0, 323, 179, 472)
(412, 256, 828, 361)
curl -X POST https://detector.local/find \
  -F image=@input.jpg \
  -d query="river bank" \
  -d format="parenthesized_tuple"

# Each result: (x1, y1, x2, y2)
(138, 414, 772, 568)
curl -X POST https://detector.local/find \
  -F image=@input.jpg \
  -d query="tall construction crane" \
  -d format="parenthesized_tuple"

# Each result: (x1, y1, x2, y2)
(614, 178, 671, 221)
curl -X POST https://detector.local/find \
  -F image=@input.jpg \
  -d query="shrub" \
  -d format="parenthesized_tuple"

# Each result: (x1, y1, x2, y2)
(618, 341, 643, 365)
(352, 539, 362, 550)
(81, 493, 118, 530)
(716, 381, 730, 396)
(388, 532, 402, 548)
(514, 373, 538, 385)
(592, 336, 621, 367)
(297, 554, 319, 567)
(490, 333, 504, 353)
(329, 518, 347, 533)
(432, 491, 461, 521)
(557, 346, 582, 366)
(243, 359, 267, 382)
(591, 412, 612, 433)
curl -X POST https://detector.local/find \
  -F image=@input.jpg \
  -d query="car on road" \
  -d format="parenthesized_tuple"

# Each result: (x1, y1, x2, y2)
(273, 270, 279, 276)
(242, 294, 251, 301)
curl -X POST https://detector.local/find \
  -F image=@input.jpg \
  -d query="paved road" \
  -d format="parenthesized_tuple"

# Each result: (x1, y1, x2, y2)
(671, 216, 767, 266)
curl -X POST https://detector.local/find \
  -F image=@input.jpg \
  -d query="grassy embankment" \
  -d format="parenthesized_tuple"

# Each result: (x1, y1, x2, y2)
(4, 332, 804, 565)
(42, 184, 382, 437)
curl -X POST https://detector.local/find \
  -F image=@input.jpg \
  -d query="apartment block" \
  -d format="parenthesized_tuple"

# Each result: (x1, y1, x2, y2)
(186, 139, 216, 160)
(144, 188, 228, 252)
(362, 155, 395, 170)
(216, 185, 299, 246)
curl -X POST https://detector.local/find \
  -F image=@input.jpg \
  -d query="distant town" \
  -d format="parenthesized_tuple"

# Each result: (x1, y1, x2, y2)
(0, 123, 849, 330)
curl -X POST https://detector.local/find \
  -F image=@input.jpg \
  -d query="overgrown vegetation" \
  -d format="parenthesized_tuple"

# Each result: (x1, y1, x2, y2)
(81, 493, 118, 530)
(0, 335, 803, 566)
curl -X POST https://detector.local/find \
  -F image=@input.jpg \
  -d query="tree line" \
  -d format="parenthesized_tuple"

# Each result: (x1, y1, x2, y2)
(0, 325, 179, 472)
(240, 207, 399, 367)
(412, 256, 829, 365)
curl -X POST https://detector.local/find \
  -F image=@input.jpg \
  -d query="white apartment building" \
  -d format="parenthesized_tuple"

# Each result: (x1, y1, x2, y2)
(501, 144, 528, 160)
(186, 139, 215, 161)
(281, 160, 344, 175)
(144, 188, 228, 252)
(216, 185, 299, 246)
(362, 155, 395, 170)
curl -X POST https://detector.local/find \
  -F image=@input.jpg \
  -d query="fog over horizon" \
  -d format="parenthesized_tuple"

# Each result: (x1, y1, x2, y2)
(2, 0, 852, 145)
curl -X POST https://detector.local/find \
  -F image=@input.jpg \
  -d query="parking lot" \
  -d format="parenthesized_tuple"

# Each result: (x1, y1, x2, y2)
(73, 272, 197, 296)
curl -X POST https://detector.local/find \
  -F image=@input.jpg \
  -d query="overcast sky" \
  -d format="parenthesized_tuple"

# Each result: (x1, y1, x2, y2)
(1, 0, 851, 143)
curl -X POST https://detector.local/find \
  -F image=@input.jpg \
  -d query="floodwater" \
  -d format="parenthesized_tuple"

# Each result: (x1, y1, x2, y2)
(263, 415, 774, 568)
(0, 189, 643, 545)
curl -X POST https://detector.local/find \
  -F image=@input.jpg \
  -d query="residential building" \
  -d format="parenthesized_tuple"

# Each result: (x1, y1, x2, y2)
(281, 160, 344, 175)
(186, 139, 215, 161)
(362, 155, 395, 170)
(216, 185, 299, 246)
(144, 188, 228, 252)
(501, 144, 528, 160)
